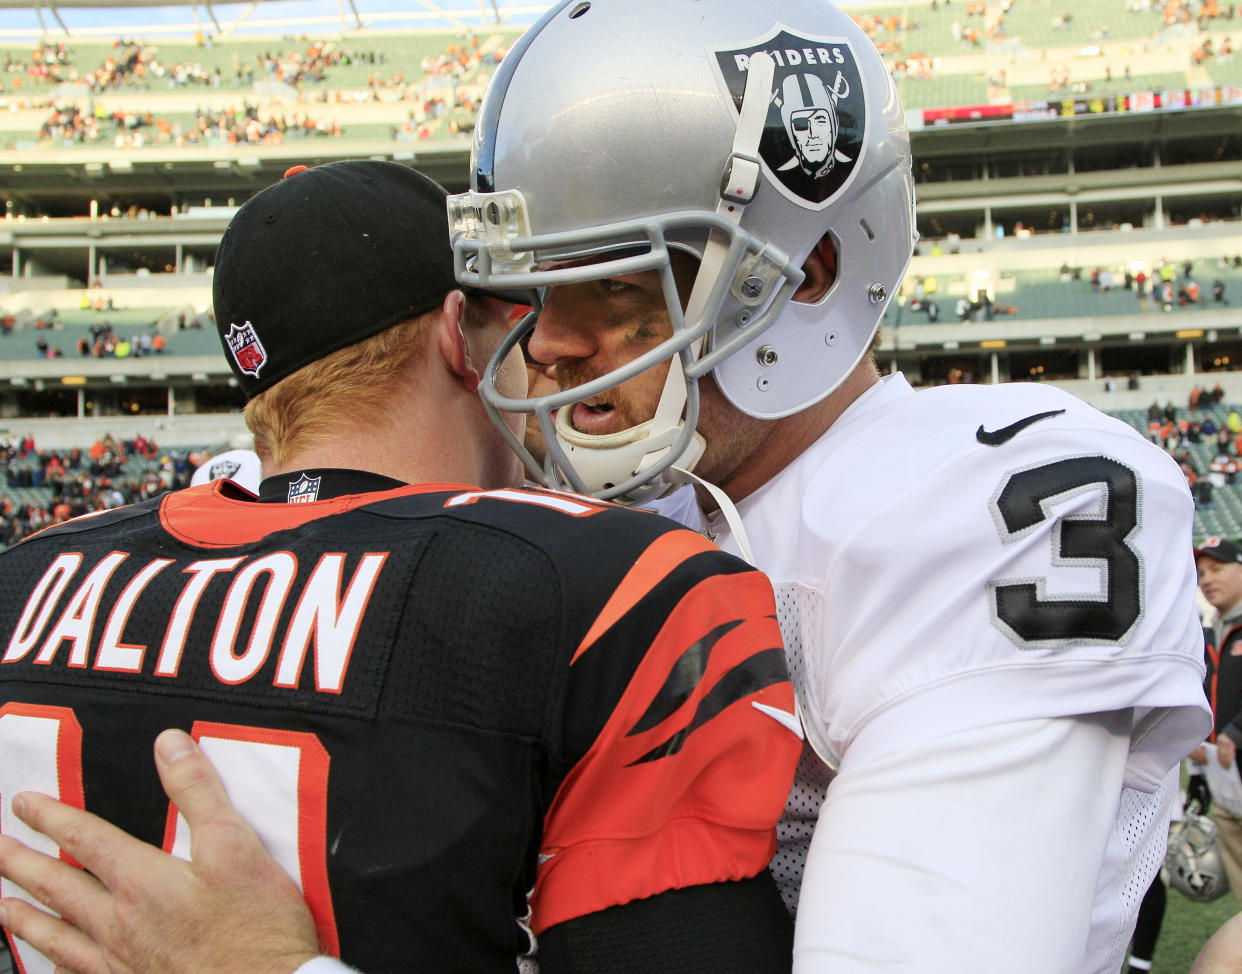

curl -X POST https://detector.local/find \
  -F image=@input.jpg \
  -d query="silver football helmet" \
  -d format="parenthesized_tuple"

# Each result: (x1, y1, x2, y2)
(1165, 803, 1231, 903)
(450, 0, 917, 501)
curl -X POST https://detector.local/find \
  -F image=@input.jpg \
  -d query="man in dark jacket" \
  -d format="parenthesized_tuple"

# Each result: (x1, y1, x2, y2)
(1194, 536, 1242, 897)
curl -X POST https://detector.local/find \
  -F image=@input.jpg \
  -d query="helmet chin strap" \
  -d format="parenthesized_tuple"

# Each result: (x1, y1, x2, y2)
(664, 465, 756, 566)
(557, 52, 777, 507)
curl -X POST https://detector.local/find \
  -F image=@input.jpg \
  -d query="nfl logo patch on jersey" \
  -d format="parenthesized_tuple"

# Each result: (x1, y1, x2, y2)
(225, 321, 267, 378)
(287, 473, 321, 504)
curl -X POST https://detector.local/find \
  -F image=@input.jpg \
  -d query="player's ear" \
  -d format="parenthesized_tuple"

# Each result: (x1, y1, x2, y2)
(438, 289, 481, 393)
(793, 232, 836, 304)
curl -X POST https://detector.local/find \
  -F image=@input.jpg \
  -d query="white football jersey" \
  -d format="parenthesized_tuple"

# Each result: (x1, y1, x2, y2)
(711, 373, 1212, 973)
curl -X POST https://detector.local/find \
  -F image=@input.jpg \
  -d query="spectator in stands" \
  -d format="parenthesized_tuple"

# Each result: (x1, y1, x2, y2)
(1198, 478, 1215, 510)
(1192, 385, 1204, 411)
(1229, 409, 1242, 434)
(1191, 539, 1242, 909)
(1215, 280, 1228, 304)
(1211, 452, 1238, 486)
(1149, 399, 1164, 423)
(1161, 281, 1176, 311)
(1213, 383, 1227, 405)
(1181, 456, 1199, 490)
(1165, 400, 1179, 423)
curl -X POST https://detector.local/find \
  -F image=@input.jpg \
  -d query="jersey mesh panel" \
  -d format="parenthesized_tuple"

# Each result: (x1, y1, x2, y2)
(771, 581, 831, 917)
(1095, 774, 1177, 973)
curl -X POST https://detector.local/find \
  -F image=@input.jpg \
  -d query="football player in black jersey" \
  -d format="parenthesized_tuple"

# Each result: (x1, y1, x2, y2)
(0, 160, 802, 974)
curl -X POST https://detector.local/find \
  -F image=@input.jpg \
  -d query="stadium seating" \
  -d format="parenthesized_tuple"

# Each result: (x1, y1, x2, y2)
(884, 264, 1242, 325)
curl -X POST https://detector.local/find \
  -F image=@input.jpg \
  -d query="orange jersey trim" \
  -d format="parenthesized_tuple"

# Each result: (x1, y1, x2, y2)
(532, 569, 800, 933)
(573, 529, 721, 664)
(157, 480, 475, 549)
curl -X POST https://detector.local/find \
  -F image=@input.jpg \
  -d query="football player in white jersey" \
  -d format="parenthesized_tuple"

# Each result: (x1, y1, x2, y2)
(442, 1, 1212, 971)
(0, 2, 1213, 973)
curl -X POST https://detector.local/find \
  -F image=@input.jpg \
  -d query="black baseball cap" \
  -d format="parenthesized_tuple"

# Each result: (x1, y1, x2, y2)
(213, 159, 530, 400)
(1195, 537, 1242, 563)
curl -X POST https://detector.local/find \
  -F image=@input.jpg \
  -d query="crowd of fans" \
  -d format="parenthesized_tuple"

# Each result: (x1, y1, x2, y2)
(29, 30, 505, 148)
(14, 36, 377, 95)
(0, 432, 202, 549)
(38, 100, 343, 147)
(1146, 383, 1239, 508)
(1068, 255, 1236, 310)
(0, 42, 70, 89)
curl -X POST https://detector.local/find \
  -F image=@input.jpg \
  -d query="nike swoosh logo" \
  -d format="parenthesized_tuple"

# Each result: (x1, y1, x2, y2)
(752, 701, 804, 739)
(976, 409, 1066, 446)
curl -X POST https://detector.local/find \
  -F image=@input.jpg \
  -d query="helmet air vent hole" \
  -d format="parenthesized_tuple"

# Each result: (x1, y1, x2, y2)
(569, 2, 591, 18)
(859, 219, 876, 242)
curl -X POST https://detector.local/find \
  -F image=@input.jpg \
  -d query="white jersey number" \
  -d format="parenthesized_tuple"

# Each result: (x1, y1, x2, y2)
(990, 455, 1143, 646)
(0, 705, 339, 973)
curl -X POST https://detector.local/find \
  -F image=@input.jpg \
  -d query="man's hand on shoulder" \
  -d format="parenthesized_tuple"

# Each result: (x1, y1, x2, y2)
(0, 729, 321, 974)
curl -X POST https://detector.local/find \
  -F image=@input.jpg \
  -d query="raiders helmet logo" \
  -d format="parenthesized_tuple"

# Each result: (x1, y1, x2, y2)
(287, 473, 322, 504)
(208, 459, 242, 481)
(225, 321, 267, 378)
(712, 27, 867, 208)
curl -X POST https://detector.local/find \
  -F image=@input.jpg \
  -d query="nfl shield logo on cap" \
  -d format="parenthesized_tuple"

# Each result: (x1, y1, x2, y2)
(287, 473, 321, 504)
(225, 321, 267, 378)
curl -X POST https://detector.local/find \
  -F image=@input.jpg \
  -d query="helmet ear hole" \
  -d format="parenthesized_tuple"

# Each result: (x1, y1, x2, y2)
(793, 232, 837, 305)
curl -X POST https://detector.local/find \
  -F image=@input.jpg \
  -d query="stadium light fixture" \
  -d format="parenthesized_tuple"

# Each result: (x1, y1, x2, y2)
(1176, 329, 1205, 339)
(1039, 336, 1057, 345)
(1128, 332, 1147, 341)
(981, 339, 1006, 348)
(943, 341, 960, 350)
(60, 376, 87, 385)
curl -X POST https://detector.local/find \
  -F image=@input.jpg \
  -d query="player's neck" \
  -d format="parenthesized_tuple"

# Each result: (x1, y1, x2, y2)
(714, 357, 880, 506)
(260, 376, 510, 491)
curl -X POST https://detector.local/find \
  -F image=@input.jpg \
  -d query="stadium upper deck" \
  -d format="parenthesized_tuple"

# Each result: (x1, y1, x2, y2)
(0, 0, 1235, 442)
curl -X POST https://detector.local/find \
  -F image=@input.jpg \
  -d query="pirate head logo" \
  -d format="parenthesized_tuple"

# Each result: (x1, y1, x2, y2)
(287, 473, 321, 504)
(225, 321, 266, 379)
(712, 27, 867, 208)
(208, 459, 242, 481)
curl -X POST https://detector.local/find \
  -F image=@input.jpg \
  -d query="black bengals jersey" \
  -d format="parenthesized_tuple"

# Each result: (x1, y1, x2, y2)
(0, 478, 800, 973)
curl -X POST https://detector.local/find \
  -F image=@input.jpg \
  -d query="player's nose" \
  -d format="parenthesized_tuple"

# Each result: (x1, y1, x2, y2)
(527, 289, 598, 365)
